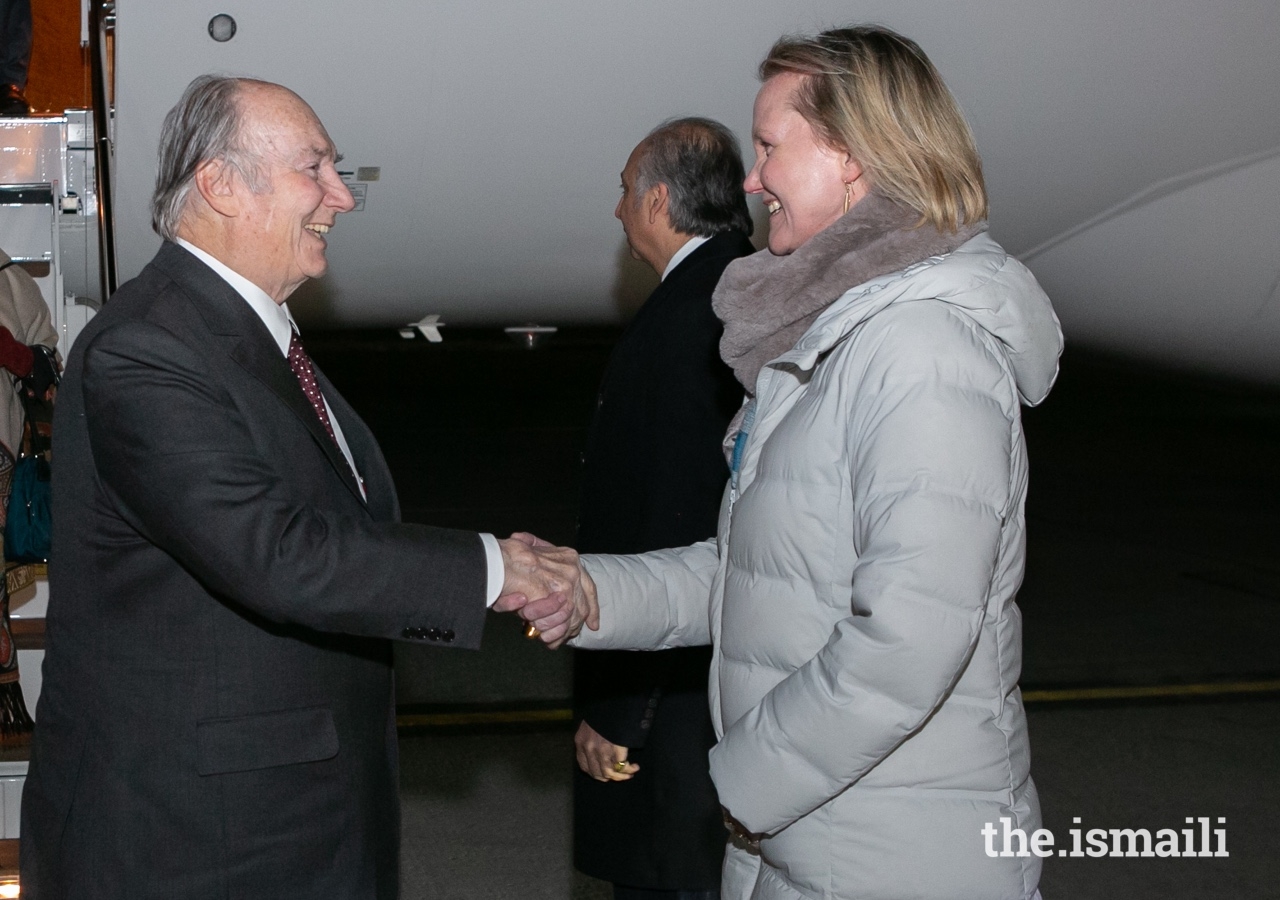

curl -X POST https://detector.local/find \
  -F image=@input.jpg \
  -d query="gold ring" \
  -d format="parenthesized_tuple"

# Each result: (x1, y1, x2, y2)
(523, 623, 541, 639)
(613, 760, 628, 773)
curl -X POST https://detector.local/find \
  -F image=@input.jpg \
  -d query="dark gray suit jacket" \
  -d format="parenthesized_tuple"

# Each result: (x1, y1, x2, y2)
(21, 242, 488, 899)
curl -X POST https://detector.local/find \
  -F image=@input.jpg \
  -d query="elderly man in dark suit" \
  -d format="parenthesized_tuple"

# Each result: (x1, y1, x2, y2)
(573, 118, 754, 900)
(20, 75, 591, 900)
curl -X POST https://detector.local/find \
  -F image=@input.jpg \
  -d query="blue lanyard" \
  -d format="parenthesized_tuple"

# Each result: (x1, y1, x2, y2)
(729, 400, 756, 495)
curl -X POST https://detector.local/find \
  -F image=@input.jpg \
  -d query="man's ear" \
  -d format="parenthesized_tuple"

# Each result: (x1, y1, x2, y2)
(646, 182, 669, 226)
(193, 158, 240, 218)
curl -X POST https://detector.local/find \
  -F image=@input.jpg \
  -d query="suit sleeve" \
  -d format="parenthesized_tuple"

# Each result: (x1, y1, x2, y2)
(80, 320, 487, 645)
(575, 649, 665, 748)
(708, 311, 1015, 834)
(578, 299, 737, 747)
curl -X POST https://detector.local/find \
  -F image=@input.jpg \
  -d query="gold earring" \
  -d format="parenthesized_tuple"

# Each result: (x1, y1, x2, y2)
(842, 182, 852, 216)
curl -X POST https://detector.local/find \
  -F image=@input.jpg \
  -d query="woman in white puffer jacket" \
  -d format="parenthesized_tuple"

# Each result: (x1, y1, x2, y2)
(571, 26, 1063, 900)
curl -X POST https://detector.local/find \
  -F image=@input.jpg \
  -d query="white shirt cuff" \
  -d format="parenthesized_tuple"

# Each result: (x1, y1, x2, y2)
(479, 532, 504, 607)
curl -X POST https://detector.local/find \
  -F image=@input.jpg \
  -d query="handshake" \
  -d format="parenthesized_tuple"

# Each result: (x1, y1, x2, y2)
(493, 532, 598, 648)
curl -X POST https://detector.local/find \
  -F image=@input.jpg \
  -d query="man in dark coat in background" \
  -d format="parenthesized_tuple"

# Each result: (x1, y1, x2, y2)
(21, 75, 590, 900)
(574, 118, 754, 900)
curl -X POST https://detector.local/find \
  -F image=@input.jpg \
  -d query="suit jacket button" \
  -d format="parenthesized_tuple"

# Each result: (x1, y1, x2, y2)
(442, 629, 455, 643)
(427, 628, 441, 641)
(401, 627, 415, 639)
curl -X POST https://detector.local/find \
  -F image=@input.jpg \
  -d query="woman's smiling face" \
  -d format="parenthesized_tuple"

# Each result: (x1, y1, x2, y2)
(744, 72, 865, 256)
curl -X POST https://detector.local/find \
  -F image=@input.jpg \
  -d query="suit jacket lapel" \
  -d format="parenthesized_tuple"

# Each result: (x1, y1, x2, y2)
(153, 243, 368, 507)
(314, 365, 398, 519)
(228, 334, 368, 507)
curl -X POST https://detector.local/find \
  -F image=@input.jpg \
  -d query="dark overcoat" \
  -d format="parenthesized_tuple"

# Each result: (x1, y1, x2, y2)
(21, 243, 488, 900)
(574, 231, 752, 889)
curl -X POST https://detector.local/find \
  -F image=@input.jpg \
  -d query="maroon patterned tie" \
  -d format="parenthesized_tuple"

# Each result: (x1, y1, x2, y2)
(287, 328, 338, 446)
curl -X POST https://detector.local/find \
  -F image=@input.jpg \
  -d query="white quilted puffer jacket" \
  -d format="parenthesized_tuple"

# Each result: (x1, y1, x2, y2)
(575, 233, 1063, 899)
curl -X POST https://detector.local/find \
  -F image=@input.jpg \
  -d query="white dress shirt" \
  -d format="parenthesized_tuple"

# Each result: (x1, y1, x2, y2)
(661, 235, 711, 281)
(176, 239, 503, 606)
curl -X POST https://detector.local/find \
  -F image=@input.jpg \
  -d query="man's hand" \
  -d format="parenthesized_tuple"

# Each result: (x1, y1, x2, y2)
(574, 720, 638, 782)
(492, 532, 599, 648)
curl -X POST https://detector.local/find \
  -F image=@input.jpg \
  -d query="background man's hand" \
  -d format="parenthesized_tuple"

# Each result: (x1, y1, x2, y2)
(492, 532, 599, 648)
(574, 720, 638, 782)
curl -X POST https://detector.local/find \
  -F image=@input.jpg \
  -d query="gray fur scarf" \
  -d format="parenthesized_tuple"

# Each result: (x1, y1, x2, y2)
(712, 190, 984, 394)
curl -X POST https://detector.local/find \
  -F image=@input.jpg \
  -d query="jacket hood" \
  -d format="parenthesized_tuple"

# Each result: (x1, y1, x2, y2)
(782, 233, 1063, 406)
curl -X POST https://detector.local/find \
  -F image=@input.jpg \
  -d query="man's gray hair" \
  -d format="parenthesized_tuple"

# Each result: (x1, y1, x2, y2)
(151, 75, 269, 241)
(633, 117, 753, 238)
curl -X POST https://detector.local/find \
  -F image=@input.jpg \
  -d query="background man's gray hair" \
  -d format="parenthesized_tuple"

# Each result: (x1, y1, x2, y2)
(151, 74, 269, 241)
(633, 117, 753, 238)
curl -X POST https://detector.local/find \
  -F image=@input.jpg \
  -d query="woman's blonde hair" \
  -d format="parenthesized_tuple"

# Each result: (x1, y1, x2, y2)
(761, 26, 987, 231)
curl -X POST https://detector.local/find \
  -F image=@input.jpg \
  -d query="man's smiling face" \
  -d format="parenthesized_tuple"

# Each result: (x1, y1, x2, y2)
(231, 84, 356, 303)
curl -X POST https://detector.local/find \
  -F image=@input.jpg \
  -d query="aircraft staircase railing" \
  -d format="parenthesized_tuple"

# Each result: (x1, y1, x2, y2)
(88, 0, 117, 302)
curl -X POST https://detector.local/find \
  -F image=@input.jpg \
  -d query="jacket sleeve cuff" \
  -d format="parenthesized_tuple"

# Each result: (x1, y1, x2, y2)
(580, 689, 660, 749)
